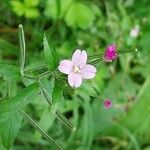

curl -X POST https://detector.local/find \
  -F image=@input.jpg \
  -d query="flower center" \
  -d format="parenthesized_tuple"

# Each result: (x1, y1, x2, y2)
(73, 66, 81, 73)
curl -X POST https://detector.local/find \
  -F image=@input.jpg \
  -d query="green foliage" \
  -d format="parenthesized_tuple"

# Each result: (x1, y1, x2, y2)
(0, 83, 39, 114)
(65, 2, 95, 29)
(122, 77, 150, 144)
(11, 0, 40, 18)
(0, 39, 18, 58)
(44, 0, 95, 29)
(0, 110, 22, 149)
(43, 33, 59, 71)
(0, 64, 20, 81)
(0, 83, 38, 149)
(44, 0, 73, 20)
(0, 0, 150, 149)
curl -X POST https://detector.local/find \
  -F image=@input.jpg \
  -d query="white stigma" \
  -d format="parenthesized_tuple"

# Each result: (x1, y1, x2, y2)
(73, 66, 81, 73)
(135, 48, 138, 52)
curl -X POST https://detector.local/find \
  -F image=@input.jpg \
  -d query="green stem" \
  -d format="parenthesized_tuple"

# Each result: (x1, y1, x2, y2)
(37, 71, 52, 79)
(24, 74, 37, 80)
(18, 24, 25, 77)
(23, 71, 53, 80)
(89, 58, 104, 65)
(24, 64, 47, 73)
(88, 53, 103, 59)
(55, 110, 76, 132)
(18, 109, 62, 150)
(39, 80, 52, 105)
(88, 49, 138, 59)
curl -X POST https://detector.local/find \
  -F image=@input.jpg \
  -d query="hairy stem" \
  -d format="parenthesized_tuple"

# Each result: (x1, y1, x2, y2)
(18, 24, 25, 77)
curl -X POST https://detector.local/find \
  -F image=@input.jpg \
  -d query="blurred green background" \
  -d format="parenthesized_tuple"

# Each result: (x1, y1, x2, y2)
(0, 0, 150, 149)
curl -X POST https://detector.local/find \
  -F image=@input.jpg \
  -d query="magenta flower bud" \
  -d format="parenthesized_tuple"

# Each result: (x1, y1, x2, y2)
(104, 44, 118, 62)
(104, 99, 112, 109)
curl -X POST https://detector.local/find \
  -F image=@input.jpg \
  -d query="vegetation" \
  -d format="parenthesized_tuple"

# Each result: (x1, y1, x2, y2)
(0, 0, 150, 149)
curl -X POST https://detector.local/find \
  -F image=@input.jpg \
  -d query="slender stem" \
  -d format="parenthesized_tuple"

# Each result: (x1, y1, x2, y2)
(88, 53, 103, 59)
(39, 80, 52, 105)
(118, 49, 138, 56)
(88, 49, 138, 60)
(55, 110, 76, 132)
(89, 58, 104, 65)
(18, 109, 62, 150)
(23, 71, 53, 80)
(24, 74, 37, 80)
(18, 24, 25, 77)
(37, 71, 52, 79)
(24, 64, 47, 73)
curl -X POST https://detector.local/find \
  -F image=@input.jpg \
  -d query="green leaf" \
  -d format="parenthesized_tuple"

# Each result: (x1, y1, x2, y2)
(43, 33, 59, 70)
(24, 0, 39, 7)
(11, 1, 25, 16)
(44, 0, 73, 19)
(0, 110, 22, 149)
(0, 64, 20, 81)
(65, 2, 95, 29)
(0, 83, 39, 114)
(24, 8, 40, 18)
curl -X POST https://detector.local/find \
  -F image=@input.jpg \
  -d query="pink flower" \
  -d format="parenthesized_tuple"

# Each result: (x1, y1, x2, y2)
(104, 99, 112, 109)
(58, 49, 97, 88)
(104, 44, 118, 62)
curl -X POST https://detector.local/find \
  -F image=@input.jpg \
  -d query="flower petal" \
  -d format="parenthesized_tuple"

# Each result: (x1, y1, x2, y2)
(68, 73, 82, 88)
(58, 60, 73, 74)
(72, 49, 87, 66)
(82, 64, 97, 79)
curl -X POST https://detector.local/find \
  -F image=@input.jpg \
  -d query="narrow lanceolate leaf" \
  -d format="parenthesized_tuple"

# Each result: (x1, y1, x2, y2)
(0, 64, 20, 81)
(43, 33, 59, 70)
(18, 24, 26, 76)
(0, 110, 22, 149)
(19, 109, 62, 150)
(0, 83, 39, 114)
